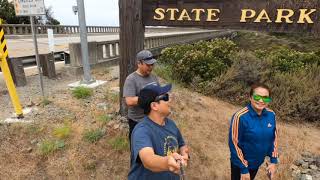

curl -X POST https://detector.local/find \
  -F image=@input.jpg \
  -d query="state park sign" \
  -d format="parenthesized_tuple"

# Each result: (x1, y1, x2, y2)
(142, 0, 320, 35)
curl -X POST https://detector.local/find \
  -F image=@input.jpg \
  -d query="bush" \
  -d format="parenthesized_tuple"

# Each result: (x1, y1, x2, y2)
(72, 86, 92, 99)
(207, 51, 320, 122)
(206, 51, 272, 104)
(159, 38, 238, 86)
(159, 44, 194, 65)
(254, 47, 320, 73)
(158, 36, 320, 123)
(269, 65, 320, 122)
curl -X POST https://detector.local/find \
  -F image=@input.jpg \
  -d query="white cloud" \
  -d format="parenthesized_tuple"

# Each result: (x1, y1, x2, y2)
(44, 0, 119, 26)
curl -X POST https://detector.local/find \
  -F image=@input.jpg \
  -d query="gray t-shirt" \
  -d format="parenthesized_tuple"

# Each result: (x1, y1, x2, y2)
(123, 72, 158, 122)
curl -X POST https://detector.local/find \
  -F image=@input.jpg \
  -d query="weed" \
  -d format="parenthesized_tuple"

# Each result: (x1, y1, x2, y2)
(106, 91, 119, 103)
(72, 86, 92, 99)
(39, 139, 65, 155)
(41, 98, 52, 106)
(108, 136, 129, 151)
(83, 129, 104, 143)
(26, 124, 44, 135)
(97, 114, 112, 124)
(53, 124, 71, 139)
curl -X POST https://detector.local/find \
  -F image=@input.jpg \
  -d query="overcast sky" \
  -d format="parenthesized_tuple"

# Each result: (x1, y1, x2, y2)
(44, 0, 119, 26)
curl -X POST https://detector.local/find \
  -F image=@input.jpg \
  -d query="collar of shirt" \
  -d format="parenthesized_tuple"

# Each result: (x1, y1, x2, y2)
(247, 103, 268, 118)
(144, 116, 168, 127)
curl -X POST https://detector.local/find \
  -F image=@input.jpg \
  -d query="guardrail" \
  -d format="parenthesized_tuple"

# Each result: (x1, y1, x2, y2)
(68, 30, 236, 73)
(0, 24, 201, 35)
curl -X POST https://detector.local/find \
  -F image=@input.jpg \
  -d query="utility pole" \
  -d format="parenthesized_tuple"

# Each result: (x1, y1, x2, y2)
(76, 0, 94, 84)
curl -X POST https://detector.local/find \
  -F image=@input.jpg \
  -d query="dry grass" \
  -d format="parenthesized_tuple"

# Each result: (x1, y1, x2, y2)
(0, 67, 319, 179)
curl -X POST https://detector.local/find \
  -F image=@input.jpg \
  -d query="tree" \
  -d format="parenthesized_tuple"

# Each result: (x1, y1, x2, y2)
(0, 0, 29, 24)
(0, 0, 60, 25)
(38, 6, 60, 25)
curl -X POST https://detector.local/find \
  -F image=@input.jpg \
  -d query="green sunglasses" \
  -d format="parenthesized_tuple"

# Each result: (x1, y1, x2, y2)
(252, 94, 272, 103)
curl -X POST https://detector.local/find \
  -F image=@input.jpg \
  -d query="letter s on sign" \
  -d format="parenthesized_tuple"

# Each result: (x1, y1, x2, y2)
(154, 8, 165, 20)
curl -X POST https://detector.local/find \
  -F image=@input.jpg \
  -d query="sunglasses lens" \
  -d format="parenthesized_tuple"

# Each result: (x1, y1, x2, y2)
(263, 97, 272, 103)
(155, 94, 169, 102)
(253, 94, 262, 101)
(253, 94, 271, 103)
(163, 94, 169, 101)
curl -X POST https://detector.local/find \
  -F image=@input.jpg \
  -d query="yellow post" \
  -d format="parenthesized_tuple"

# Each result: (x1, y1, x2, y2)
(0, 19, 24, 118)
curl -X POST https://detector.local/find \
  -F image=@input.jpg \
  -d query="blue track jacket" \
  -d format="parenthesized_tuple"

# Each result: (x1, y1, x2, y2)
(228, 104, 278, 174)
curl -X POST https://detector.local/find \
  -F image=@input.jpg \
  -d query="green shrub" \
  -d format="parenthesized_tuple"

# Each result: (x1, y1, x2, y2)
(83, 129, 104, 143)
(72, 86, 92, 99)
(158, 35, 320, 123)
(39, 139, 65, 155)
(159, 38, 238, 86)
(253, 47, 320, 73)
(159, 44, 194, 65)
(207, 51, 272, 103)
(207, 51, 320, 123)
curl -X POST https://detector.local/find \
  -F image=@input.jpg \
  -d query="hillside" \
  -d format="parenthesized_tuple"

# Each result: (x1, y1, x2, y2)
(1, 66, 319, 179)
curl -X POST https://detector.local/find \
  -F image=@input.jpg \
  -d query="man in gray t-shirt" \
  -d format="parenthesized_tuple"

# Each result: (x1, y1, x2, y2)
(123, 50, 159, 142)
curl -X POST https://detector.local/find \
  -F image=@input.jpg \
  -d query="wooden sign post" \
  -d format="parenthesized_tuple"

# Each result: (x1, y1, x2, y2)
(119, 0, 145, 115)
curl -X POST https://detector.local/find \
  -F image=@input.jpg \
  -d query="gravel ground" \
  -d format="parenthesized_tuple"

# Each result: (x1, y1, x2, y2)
(0, 65, 119, 121)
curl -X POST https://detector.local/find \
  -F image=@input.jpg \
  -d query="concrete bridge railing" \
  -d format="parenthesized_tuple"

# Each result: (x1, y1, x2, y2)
(1, 24, 119, 35)
(1, 24, 203, 35)
(67, 30, 236, 74)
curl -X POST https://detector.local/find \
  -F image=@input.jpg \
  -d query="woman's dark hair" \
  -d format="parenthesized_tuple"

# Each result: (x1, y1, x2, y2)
(250, 82, 271, 96)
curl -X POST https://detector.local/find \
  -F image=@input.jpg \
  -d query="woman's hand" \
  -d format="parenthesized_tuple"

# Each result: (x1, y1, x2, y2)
(241, 173, 250, 180)
(266, 163, 277, 179)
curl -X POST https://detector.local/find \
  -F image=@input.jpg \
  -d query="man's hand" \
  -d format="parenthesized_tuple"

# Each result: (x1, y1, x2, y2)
(180, 146, 189, 166)
(266, 163, 276, 179)
(167, 152, 182, 174)
(125, 96, 139, 106)
(241, 173, 250, 180)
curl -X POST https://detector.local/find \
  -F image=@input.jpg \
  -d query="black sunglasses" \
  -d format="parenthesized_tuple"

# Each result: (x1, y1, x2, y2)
(154, 93, 169, 102)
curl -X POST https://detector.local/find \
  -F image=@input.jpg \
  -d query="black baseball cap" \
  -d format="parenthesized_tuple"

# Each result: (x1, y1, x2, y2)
(138, 83, 172, 113)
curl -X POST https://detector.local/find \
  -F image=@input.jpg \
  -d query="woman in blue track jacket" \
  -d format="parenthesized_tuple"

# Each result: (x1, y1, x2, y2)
(228, 83, 278, 180)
